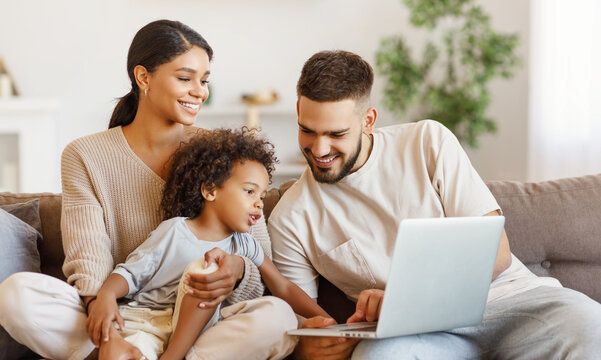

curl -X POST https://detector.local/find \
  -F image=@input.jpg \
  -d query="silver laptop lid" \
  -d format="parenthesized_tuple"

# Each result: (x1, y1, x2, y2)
(376, 216, 504, 338)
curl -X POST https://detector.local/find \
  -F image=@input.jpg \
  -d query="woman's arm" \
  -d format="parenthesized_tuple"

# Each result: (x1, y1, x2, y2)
(61, 142, 114, 296)
(259, 256, 330, 319)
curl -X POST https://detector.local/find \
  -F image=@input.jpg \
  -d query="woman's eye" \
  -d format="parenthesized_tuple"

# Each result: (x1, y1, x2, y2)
(201, 80, 210, 85)
(178, 77, 190, 82)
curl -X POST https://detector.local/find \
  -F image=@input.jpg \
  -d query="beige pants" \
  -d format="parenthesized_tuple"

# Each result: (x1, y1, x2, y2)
(118, 259, 226, 360)
(0, 272, 298, 360)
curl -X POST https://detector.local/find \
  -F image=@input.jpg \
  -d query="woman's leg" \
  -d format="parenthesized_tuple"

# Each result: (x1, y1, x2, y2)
(0, 272, 96, 360)
(185, 296, 298, 360)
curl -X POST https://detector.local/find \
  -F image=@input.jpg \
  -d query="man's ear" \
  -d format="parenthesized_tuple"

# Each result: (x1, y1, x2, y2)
(362, 107, 377, 135)
(201, 183, 217, 201)
(133, 65, 150, 92)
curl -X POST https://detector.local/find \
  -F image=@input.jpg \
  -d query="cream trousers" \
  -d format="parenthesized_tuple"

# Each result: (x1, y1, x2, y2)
(0, 272, 298, 360)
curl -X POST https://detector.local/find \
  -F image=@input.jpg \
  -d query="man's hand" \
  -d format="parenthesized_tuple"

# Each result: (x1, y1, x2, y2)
(346, 289, 385, 323)
(184, 248, 245, 308)
(294, 316, 359, 360)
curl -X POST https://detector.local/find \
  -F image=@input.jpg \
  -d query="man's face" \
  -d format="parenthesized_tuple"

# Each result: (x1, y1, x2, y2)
(297, 96, 366, 184)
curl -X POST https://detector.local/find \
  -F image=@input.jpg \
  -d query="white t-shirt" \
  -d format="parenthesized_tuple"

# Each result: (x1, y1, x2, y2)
(113, 217, 264, 308)
(269, 120, 560, 303)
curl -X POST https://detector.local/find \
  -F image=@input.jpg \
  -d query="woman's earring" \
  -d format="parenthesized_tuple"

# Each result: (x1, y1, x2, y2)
(144, 88, 148, 97)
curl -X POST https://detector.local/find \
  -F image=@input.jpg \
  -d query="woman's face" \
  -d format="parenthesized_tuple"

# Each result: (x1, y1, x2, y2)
(146, 46, 211, 125)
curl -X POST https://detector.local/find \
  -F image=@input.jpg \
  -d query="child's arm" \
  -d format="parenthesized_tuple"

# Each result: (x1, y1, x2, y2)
(86, 273, 129, 347)
(259, 255, 330, 319)
(160, 293, 217, 360)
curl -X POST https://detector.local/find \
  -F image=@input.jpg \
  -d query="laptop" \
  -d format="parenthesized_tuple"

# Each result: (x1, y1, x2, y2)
(288, 216, 505, 339)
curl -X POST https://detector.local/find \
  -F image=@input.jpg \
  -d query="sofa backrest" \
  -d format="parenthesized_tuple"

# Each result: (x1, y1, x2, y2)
(2, 173, 600, 305)
(487, 174, 601, 303)
(0, 192, 65, 281)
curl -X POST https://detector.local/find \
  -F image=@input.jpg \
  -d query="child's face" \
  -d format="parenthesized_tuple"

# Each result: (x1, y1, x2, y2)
(212, 160, 269, 233)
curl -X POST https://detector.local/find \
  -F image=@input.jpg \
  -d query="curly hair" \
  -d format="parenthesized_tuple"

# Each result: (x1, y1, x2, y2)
(161, 127, 277, 220)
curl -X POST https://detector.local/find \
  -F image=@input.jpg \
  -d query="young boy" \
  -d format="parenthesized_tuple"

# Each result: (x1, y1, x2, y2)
(86, 128, 329, 360)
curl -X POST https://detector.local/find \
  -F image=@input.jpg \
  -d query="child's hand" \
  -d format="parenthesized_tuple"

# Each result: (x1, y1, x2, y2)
(86, 293, 125, 348)
(98, 326, 145, 360)
(203, 247, 228, 267)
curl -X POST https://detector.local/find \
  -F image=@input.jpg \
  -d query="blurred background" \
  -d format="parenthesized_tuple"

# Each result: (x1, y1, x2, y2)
(0, 0, 599, 192)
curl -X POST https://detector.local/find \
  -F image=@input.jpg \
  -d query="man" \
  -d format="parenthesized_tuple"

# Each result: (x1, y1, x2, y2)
(268, 50, 601, 359)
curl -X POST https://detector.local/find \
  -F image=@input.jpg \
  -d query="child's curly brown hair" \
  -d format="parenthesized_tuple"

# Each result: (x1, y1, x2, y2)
(161, 127, 278, 220)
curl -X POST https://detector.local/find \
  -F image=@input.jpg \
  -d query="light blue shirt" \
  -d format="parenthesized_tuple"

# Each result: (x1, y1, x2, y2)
(113, 217, 264, 308)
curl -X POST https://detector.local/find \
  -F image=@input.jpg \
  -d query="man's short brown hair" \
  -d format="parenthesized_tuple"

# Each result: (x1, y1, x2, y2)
(296, 50, 374, 104)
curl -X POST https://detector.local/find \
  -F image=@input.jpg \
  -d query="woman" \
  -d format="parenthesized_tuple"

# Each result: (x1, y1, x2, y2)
(0, 20, 297, 360)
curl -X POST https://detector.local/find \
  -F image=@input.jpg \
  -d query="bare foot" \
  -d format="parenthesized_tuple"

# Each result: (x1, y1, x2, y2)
(99, 327, 145, 360)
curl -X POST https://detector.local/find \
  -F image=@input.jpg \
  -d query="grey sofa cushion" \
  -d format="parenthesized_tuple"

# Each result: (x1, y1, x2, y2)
(0, 193, 64, 280)
(0, 199, 42, 234)
(487, 174, 601, 303)
(0, 206, 41, 360)
(0, 204, 42, 281)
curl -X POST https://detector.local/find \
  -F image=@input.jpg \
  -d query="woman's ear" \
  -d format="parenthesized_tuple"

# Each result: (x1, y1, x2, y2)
(201, 183, 217, 201)
(133, 65, 150, 92)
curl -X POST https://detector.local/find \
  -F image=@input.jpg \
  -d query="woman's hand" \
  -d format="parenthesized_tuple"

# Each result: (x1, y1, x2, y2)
(86, 294, 125, 347)
(346, 289, 385, 323)
(184, 248, 245, 308)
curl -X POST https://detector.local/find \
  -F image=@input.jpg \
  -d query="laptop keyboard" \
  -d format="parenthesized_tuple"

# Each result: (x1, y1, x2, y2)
(329, 322, 378, 332)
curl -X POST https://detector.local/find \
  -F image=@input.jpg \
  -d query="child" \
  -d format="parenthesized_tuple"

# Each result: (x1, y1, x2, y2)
(86, 128, 330, 360)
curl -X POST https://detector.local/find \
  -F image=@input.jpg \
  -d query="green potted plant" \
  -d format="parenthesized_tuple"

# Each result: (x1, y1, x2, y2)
(376, 0, 520, 147)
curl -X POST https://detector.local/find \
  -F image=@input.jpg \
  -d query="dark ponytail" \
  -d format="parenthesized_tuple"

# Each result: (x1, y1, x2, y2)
(108, 90, 139, 128)
(108, 20, 213, 129)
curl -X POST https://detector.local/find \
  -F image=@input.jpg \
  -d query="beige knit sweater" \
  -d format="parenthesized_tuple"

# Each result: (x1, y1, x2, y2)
(60, 126, 266, 302)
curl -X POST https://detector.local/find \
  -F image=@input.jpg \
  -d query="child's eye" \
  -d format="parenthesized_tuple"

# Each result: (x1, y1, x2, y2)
(245, 189, 254, 195)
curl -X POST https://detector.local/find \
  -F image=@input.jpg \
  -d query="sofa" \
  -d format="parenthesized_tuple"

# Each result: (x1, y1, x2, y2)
(2, 173, 601, 357)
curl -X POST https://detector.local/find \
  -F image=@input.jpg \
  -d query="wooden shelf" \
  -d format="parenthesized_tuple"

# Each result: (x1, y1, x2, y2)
(198, 105, 295, 117)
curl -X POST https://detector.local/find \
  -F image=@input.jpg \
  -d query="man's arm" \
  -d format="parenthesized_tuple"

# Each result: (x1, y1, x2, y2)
(484, 210, 512, 280)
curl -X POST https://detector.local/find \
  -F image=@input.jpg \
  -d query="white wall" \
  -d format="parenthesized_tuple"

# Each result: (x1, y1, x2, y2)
(0, 0, 530, 191)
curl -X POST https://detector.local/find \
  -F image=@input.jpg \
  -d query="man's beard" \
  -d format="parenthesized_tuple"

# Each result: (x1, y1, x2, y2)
(303, 134, 362, 184)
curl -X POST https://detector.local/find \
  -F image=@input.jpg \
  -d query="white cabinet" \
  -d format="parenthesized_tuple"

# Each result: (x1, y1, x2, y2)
(0, 98, 61, 193)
